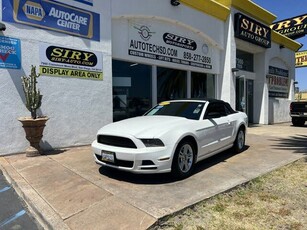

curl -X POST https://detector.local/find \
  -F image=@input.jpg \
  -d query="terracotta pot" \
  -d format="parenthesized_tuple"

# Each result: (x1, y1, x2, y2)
(18, 117, 49, 157)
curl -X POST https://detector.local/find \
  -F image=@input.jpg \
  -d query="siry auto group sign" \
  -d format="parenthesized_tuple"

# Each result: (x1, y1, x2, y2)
(271, 14, 307, 39)
(2, 0, 100, 41)
(234, 13, 271, 48)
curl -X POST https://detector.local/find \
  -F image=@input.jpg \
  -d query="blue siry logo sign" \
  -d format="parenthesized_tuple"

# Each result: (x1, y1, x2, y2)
(2, 0, 100, 41)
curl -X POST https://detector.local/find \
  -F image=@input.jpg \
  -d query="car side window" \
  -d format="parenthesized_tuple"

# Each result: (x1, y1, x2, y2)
(204, 102, 227, 119)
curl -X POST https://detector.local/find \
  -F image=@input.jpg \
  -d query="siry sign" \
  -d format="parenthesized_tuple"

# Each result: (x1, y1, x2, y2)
(234, 13, 271, 48)
(295, 50, 307, 68)
(271, 14, 307, 39)
(2, 0, 100, 41)
(40, 43, 103, 80)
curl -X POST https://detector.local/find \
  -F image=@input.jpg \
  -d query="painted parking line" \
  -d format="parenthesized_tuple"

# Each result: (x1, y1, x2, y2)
(0, 210, 26, 228)
(0, 186, 11, 193)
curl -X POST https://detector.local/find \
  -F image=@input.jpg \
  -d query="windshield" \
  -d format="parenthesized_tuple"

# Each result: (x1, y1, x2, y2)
(144, 101, 205, 120)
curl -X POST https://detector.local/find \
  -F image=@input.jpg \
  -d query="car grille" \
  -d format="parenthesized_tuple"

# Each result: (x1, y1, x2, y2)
(95, 154, 134, 168)
(97, 135, 137, 148)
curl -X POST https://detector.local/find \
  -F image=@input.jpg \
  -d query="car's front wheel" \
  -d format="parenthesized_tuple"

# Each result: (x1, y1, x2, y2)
(172, 141, 195, 179)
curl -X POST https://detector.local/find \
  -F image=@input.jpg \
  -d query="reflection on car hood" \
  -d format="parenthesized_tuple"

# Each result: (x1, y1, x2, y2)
(98, 116, 192, 138)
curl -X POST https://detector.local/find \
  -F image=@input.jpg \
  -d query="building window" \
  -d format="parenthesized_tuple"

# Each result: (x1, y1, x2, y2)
(157, 67, 187, 102)
(236, 49, 254, 72)
(112, 60, 152, 121)
(191, 72, 215, 98)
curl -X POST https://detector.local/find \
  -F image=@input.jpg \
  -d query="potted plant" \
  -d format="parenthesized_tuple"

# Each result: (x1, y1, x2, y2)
(18, 66, 48, 157)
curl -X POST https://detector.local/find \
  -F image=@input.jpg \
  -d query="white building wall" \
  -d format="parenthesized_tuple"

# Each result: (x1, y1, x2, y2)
(220, 14, 236, 107)
(0, 0, 113, 155)
(111, 0, 224, 74)
(267, 44, 295, 124)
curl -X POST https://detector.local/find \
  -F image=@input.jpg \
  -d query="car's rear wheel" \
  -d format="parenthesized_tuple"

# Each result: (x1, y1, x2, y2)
(233, 128, 245, 153)
(292, 118, 305, 127)
(172, 141, 195, 179)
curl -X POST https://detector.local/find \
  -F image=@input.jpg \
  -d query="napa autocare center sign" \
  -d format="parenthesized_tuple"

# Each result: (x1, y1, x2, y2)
(128, 19, 215, 71)
(73, 0, 93, 6)
(0, 36, 21, 69)
(39, 43, 103, 80)
(295, 50, 307, 68)
(267, 66, 289, 98)
(2, 0, 100, 41)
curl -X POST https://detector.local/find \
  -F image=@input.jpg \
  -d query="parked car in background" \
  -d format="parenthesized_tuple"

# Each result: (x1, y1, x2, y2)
(290, 101, 307, 126)
(92, 99, 248, 179)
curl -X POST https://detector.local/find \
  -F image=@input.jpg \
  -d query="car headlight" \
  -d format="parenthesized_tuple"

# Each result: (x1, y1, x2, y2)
(141, 139, 165, 147)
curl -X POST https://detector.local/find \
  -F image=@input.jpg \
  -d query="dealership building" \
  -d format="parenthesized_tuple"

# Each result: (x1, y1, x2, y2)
(0, 0, 301, 155)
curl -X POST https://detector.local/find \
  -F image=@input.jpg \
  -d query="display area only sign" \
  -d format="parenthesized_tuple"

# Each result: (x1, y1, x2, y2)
(39, 43, 103, 80)
(128, 19, 214, 71)
(2, 0, 100, 41)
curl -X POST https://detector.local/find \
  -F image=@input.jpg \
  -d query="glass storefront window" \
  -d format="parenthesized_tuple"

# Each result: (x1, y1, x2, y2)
(236, 50, 254, 72)
(191, 72, 215, 98)
(113, 60, 152, 121)
(157, 67, 187, 103)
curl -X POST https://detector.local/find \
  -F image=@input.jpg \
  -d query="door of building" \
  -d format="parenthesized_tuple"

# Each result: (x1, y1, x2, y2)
(236, 76, 254, 123)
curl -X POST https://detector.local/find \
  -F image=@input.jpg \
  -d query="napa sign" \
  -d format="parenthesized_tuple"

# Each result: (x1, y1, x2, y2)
(2, 0, 100, 41)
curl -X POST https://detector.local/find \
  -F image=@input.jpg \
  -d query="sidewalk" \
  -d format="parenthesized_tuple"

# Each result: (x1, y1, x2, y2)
(0, 123, 306, 229)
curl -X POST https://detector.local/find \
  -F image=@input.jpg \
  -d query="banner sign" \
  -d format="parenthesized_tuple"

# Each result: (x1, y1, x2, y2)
(2, 0, 100, 41)
(271, 14, 307, 39)
(267, 66, 289, 98)
(234, 13, 271, 48)
(128, 19, 214, 70)
(0, 36, 21, 69)
(39, 43, 103, 80)
(295, 50, 307, 68)
(73, 0, 93, 6)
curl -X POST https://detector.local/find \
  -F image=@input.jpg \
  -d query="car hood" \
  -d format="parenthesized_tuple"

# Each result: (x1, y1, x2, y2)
(98, 116, 192, 138)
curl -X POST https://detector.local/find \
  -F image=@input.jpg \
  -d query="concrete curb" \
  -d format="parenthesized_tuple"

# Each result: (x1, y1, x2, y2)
(0, 157, 70, 230)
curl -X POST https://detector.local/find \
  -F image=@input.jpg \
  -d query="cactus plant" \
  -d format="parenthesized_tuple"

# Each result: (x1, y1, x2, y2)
(21, 66, 42, 119)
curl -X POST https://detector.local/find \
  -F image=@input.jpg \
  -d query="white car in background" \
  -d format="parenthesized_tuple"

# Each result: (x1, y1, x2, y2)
(92, 99, 248, 179)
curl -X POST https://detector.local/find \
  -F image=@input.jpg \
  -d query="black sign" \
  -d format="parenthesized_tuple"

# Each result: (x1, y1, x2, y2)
(271, 14, 307, 39)
(46, 46, 97, 67)
(163, 33, 197, 50)
(269, 66, 289, 77)
(235, 13, 271, 48)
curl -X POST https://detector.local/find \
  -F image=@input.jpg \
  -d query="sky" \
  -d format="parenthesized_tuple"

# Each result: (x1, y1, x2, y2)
(252, 0, 307, 91)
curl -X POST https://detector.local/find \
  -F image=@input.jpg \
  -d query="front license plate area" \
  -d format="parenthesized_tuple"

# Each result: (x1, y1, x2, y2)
(101, 150, 115, 163)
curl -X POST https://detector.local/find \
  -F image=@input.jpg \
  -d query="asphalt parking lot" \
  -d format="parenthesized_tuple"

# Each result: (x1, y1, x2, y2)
(0, 122, 306, 229)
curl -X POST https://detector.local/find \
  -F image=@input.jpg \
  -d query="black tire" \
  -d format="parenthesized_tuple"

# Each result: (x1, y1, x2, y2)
(233, 128, 245, 153)
(171, 140, 195, 179)
(292, 118, 305, 127)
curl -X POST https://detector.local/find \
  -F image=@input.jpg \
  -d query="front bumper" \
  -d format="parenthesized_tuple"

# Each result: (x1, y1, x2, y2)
(92, 140, 174, 174)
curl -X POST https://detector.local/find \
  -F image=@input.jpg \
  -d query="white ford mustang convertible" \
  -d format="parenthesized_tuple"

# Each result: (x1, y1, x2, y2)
(92, 99, 248, 179)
